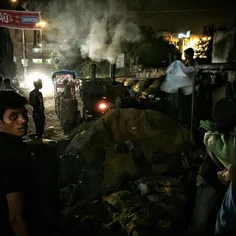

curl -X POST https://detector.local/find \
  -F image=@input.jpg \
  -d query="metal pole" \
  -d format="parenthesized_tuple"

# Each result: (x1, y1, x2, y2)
(22, 29, 27, 79)
(40, 29, 43, 47)
(190, 70, 200, 143)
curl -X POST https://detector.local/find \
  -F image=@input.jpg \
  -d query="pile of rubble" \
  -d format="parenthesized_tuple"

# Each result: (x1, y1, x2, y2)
(59, 108, 191, 235)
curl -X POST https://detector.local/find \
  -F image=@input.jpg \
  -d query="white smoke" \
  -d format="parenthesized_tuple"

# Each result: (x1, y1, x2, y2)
(47, 0, 140, 64)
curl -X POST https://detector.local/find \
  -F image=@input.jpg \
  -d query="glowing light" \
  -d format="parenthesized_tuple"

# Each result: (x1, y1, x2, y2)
(25, 72, 54, 97)
(98, 102, 107, 110)
(36, 21, 47, 28)
(11, 0, 18, 3)
(178, 31, 190, 39)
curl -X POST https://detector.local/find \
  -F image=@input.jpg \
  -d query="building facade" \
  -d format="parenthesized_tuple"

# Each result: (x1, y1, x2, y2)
(0, 27, 15, 78)
(9, 28, 53, 79)
(159, 31, 211, 59)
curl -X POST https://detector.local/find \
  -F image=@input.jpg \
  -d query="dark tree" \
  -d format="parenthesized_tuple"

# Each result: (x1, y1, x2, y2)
(125, 26, 179, 68)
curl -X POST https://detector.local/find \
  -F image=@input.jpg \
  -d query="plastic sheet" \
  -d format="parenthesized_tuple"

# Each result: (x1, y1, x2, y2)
(161, 60, 194, 95)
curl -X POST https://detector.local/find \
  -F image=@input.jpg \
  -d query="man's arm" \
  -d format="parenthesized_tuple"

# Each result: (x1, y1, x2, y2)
(29, 92, 35, 108)
(39, 92, 44, 112)
(7, 192, 29, 236)
(1, 154, 30, 236)
(180, 63, 195, 74)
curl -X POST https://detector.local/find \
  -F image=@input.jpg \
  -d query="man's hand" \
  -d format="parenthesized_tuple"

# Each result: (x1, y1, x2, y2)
(217, 165, 232, 186)
(7, 192, 29, 236)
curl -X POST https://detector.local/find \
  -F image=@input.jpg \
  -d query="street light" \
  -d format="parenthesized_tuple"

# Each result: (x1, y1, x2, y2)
(10, 0, 18, 3)
(35, 21, 47, 48)
(36, 21, 47, 29)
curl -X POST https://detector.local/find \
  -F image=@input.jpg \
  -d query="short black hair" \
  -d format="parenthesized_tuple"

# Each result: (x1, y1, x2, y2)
(0, 91, 27, 120)
(0, 76, 3, 82)
(63, 79, 68, 85)
(33, 79, 42, 87)
(184, 48, 194, 57)
(4, 78, 11, 84)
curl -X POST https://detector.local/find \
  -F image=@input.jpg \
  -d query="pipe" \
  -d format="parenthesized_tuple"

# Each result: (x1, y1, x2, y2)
(91, 64, 97, 82)
(110, 63, 116, 84)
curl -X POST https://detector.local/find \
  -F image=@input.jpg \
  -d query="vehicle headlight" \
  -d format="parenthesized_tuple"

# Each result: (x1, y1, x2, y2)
(148, 94, 154, 99)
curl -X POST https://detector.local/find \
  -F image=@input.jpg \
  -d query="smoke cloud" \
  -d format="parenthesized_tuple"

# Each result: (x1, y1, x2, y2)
(47, 0, 140, 64)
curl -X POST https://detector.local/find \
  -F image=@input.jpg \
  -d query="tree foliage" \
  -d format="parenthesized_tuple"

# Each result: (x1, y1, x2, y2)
(125, 26, 178, 68)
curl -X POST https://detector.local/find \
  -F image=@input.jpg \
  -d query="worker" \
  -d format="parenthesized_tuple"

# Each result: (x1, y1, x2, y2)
(179, 48, 196, 127)
(3, 78, 17, 92)
(61, 79, 73, 99)
(0, 91, 44, 236)
(29, 79, 45, 138)
(215, 127, 236, 235)
(184, 47, 196, 66)
(215, 164, 236, 235)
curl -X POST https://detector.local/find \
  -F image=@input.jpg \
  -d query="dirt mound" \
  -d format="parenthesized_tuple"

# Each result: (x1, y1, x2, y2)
(59, 109, 191, 236)
(68, 108, 189, 153)
(60, 109, 189, 200)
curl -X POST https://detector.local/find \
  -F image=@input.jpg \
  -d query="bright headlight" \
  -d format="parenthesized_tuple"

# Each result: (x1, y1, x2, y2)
(25, 72, 54, 97)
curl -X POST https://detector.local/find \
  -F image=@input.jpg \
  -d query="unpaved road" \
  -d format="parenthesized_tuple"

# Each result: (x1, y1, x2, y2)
(27, 97, 66, 140)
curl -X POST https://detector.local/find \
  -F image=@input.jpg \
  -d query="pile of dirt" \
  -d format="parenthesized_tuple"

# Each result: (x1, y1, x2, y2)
(59, 108, 191, 235)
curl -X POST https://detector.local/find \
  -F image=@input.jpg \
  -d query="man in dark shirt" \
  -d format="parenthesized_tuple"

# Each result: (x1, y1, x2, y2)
(0, 91, 42, 236)
(29, 79, 45, 138)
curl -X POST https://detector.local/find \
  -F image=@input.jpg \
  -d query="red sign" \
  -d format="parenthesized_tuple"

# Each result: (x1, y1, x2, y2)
(0, 9, 41, 30)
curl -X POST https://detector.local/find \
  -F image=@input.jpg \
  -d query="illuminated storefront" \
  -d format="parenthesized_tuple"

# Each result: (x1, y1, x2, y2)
(162, 31, 211, 59)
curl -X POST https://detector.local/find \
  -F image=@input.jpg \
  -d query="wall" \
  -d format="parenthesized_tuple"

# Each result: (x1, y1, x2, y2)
(9, 29, 54, 78)
(0, 27, 15, 77)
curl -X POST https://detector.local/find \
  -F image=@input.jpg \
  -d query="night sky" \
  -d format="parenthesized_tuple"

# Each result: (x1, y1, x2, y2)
(0, 0, 234, 33)
(127, 0, 235, 33)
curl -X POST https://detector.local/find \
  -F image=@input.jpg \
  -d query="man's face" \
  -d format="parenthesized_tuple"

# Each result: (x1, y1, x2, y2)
(0, 107, 29, 136)
(185, 52, 192, 60)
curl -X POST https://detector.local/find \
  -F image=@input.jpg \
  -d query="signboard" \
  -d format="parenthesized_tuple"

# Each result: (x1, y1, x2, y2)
(116, 53, 125, 68)
(0, 9, 41, 30)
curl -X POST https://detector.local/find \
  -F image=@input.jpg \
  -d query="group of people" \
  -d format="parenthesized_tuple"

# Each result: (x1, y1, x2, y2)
(0, 77, 75, 235)
(1, 57, 236, 236)
(160, 48, 236, 235)
(0, 90, 47, 236)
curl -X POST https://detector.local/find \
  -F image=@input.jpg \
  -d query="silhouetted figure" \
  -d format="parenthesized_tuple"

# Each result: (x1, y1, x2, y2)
(3, 78, 17, 92)
(61, 79, 73, 99)
(29, 79, 45, 138)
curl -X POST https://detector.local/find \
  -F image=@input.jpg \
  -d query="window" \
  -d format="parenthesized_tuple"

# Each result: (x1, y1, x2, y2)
(32, 59, 42, 64)
(33, 48, 42, 53)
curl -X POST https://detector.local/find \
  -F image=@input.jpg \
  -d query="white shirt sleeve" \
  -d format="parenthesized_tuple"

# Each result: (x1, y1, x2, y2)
(180, 62, 195, 74)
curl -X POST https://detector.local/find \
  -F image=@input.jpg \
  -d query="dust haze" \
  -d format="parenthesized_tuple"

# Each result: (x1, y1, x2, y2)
(47, 0, 141, 64)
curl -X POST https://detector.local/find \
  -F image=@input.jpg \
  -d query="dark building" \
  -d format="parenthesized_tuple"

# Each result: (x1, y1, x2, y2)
(0, 0, 15, 77)
(0, 28, 15, 77)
